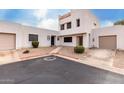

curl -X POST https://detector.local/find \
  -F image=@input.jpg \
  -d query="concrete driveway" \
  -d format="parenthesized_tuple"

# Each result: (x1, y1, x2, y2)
(0, 56, 124, 84)
(0, 50, 20, 64)
(113, 50, 124, 69)
(87, 49, 115, 60)
(58, 47, 115, 67)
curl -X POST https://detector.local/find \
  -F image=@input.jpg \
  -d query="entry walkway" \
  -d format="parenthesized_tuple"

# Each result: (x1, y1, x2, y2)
(49, 47, 62, 54)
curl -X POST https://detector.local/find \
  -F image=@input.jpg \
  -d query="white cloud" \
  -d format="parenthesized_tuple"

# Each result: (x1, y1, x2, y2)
(37, 18, 58, 30)
(101, 20, 113, 27)
(33, 9, 59, 30)
(21, 22, 31, 26)
(33, 9, 48, 20)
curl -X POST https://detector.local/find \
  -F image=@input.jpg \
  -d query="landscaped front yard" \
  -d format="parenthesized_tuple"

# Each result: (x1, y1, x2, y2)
(58, 46, 88, 59)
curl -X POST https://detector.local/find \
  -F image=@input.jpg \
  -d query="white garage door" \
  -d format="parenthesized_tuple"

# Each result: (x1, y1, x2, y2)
(99, 35, 117, 49)
(0, 33, 16, 50)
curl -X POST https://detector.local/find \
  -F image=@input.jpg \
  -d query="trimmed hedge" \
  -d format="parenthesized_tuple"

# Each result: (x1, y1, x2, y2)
(32, 41, 39, 48)
(74, 46, 85, 53)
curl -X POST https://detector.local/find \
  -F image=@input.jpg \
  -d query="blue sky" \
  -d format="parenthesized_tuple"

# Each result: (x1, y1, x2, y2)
(0, 9, 124, 30)
(92, 9, 124, 27)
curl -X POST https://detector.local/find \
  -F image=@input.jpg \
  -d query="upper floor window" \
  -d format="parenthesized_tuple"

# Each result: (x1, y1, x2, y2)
(60, 24, 65, 30)
(67, 22, 71, 29)
(76, 19, 80, 27)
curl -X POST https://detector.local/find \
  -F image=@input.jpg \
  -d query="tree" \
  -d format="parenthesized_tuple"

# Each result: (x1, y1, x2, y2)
(114, 20, 124, 25)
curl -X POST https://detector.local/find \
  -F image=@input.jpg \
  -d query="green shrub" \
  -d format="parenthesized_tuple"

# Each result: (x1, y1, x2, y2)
(32, 41, 39, 48)
(74, 46, 85, 53)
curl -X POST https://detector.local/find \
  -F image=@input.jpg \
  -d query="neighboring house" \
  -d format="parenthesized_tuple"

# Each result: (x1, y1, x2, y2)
(0, 9, 124, 50)
(0, 21, 59, 50)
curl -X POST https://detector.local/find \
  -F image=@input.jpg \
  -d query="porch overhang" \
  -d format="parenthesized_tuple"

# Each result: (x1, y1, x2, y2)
(58, 32, 87, 37)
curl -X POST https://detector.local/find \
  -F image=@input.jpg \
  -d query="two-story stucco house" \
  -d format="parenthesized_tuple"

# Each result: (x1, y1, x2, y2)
(58, 9, 100, 48)
(0, 9, 124, 50)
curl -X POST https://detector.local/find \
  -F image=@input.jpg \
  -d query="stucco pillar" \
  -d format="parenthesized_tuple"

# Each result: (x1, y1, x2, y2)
(83, 33, 89, 48)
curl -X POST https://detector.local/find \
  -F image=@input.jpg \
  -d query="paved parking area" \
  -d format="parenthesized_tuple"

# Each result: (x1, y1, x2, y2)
(0, 56, 124, 84)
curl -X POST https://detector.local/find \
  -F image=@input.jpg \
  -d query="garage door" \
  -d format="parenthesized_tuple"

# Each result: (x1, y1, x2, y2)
(0, 33, 16, 50)
(99, 35, 116, 49)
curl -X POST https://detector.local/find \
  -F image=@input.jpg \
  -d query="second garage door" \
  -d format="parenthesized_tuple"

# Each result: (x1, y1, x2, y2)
(0, 33, 16, 50)
(99, 35, 117, 49)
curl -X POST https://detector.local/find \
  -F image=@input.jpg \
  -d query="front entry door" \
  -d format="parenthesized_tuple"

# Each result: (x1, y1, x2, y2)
(51, 36, 55, 46)
(78, 36, 83, 46)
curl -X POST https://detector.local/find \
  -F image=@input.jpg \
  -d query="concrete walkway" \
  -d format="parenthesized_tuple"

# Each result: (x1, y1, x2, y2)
(49, 47, 62, 54)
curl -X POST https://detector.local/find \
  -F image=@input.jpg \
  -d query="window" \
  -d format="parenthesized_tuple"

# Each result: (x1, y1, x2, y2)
(76, 19, 80, 27)
(60, 24, 64, 30)
(47, 35, 50, 41)
(64, 37, 72, 42)
(67, 22, 71, 29)
(29, 34, 38, 41)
